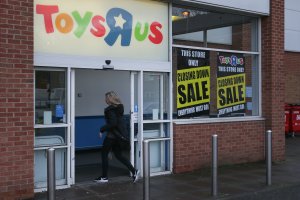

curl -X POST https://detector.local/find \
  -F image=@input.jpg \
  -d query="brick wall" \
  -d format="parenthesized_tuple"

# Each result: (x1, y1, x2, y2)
(261, 0, 285, 160)
(173, 121, 265, 173)
(285, 52, 300, 104)
(0, 0, 34, 199)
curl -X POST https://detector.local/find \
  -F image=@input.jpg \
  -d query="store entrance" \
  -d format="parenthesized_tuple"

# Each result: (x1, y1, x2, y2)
(71, 69, 172, 184)
(74, 69, 132, 183)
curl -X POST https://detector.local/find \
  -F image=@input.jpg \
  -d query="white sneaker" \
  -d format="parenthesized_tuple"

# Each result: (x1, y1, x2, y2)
(132, 170, 140, 183)
(108, 152, 113, 160)
(94, 177, 108, 183)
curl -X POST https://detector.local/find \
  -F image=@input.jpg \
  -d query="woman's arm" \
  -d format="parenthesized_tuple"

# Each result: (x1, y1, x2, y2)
(100, 109, 118, 132)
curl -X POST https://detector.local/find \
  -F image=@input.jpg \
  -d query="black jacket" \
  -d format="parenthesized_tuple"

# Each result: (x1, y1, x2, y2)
(100, 104, 129, 140)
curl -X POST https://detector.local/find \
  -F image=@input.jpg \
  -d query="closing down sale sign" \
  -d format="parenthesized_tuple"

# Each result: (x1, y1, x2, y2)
(176, 48, 210, 118)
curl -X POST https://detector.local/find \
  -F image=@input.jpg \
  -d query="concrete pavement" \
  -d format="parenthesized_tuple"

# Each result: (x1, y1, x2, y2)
(34, 136, 300, 200)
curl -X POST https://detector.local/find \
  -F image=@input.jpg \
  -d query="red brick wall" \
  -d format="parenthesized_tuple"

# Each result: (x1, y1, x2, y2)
(173, 121, 265, 173)
(261, 0, 285, 160)
(0, 0, 34, 199)
(285, 52, 300, 104)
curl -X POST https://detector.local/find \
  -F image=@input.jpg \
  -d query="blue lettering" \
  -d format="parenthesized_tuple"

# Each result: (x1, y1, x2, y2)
(104, 8, 132, 46)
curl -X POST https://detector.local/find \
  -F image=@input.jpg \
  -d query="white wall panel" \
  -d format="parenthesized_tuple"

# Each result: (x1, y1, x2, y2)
(285, 0, 300, 10)
(285, 0, 300, 51)
(285, 30, 300, 52)
(183, 0, 269, 15)
(75, 70, 131, 116)
(285, 10, 300, 31)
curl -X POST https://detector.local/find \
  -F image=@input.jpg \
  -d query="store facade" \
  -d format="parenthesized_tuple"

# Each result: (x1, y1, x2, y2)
(0, 0, 286, 199)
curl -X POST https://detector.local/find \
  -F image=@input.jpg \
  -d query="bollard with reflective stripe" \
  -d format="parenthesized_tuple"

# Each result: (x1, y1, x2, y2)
(211, 134, 218, 196)
(47, 148, 56, 200)
(266, 130, 272, 186)
(143, 140, 150, 200)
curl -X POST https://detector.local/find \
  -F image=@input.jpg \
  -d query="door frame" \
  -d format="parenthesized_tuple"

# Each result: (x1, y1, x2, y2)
(68, 68, 173, 185)
(130, 71, 173, 177)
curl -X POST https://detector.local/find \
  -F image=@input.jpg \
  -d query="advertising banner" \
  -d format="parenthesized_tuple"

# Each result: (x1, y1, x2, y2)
(217, 52, 245, 117)
(177, 48, 210, 118)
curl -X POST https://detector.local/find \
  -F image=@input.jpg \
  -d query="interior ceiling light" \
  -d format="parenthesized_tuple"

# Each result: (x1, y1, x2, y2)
(182, 10, 190, 17)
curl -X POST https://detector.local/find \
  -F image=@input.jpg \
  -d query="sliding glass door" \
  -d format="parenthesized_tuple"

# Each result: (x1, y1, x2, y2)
(131, 71, 172, 176)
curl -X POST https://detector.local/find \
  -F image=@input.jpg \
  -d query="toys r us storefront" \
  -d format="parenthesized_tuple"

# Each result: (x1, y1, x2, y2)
(1, 0, 286, 199)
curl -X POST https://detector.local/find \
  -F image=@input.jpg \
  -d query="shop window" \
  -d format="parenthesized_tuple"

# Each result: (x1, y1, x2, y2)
(34, 148, 67, 188)
(143, 73, 170, 120)
(143, 123, 170, 173)
(172, 5, 259, 119)
(34, 69, 68, 189)
(143, 123, 170, 138)
(34, 127, 67, 147)
(35, 70, 67, 124)
(172, 6, 258, 52)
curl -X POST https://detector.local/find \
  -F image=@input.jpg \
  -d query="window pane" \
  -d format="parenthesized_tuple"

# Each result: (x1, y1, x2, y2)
(143, 123, 170, 138)
(35, 70, 66, 124)
(172, 5, 258, 52)
(143, 140, 170, 173)
(144, 74, 161, 120)
(34, 148, 67, 188)
(172, 5, 259, 119)
(34, 127, 67, 147)
(143, 124, 171, 173)
(143, 73, 170, 120)
(172, 48, 259, 119)
(209, 52, 259, 117)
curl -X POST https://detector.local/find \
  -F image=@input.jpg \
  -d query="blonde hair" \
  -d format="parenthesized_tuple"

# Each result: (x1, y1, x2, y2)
(105, 91, 122, 105)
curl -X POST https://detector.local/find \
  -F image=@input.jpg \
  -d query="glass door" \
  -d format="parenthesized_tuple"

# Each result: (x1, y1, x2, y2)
(34, 67, 73, 190)
(131, 71, 172, 176)
(143, 72, 171, 174)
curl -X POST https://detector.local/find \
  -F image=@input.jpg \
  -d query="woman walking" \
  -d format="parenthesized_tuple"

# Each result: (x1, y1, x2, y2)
(95, 91, 139, 183)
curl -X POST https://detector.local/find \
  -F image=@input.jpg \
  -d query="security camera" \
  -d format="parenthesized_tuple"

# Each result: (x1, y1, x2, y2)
(103, 60, 114, 70)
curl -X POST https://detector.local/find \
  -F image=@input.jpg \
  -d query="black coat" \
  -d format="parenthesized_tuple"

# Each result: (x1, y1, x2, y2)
(100, 104, 129, 140)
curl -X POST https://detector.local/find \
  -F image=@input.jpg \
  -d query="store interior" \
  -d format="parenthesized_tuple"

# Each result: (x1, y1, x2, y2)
(74, 69, 132, 183)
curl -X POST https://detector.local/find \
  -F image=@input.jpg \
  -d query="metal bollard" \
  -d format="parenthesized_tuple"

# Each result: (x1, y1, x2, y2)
(266, 130, 272, 186)
(47, 148, 56, 200)
(143, 140, 150, 200)
(211, 134, 218, 196)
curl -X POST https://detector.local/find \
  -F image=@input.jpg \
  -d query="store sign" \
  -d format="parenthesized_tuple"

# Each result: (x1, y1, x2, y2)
(217, 52, 246, 117)
(34, 0, 168, 61)
(176, 48, 210, 118)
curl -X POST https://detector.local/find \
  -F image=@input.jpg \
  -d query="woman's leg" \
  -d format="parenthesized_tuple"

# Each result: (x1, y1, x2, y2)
(101, 138, 113, 178)
(112, 141, 135, 174)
